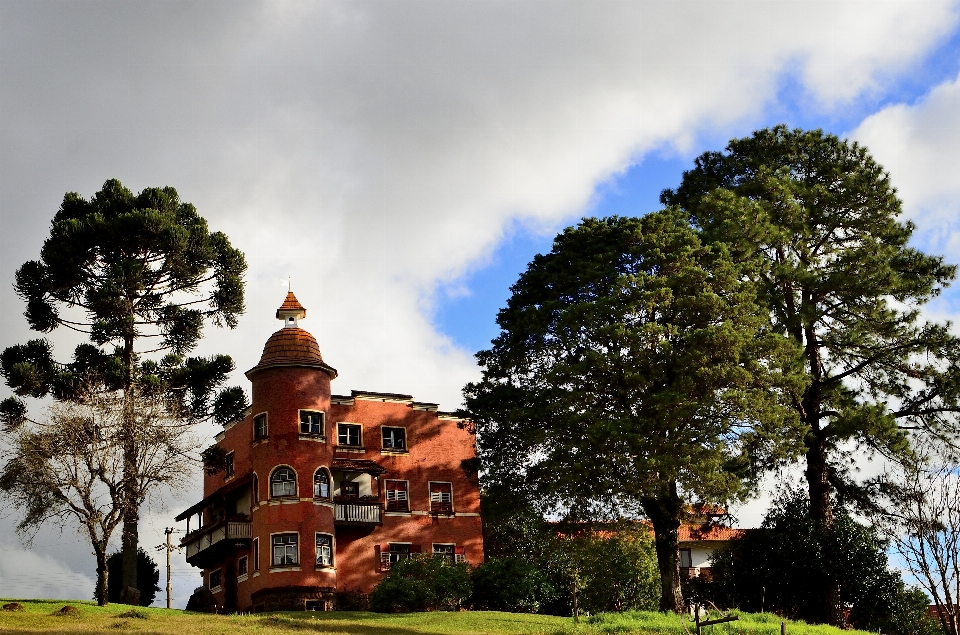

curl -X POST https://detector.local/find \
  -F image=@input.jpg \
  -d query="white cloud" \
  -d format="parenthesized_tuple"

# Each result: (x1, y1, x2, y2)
(853, 71, 960, 257)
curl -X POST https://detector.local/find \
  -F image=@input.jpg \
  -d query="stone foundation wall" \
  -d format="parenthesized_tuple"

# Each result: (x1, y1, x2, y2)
(251, 586, 336, 612)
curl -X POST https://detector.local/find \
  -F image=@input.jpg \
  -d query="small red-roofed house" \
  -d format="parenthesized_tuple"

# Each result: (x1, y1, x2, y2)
(175, 292, 482, 612)
(678, 523, 745, 580)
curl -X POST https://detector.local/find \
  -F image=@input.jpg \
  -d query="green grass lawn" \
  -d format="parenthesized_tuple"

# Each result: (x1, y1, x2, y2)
(0, 599, 876, 635)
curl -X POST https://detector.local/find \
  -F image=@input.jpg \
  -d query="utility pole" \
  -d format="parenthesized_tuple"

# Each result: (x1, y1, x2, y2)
(156, 528, 180, 609)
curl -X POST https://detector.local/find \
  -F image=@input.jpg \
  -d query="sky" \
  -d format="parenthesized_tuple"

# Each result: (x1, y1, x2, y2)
(4, 0, 960, 608)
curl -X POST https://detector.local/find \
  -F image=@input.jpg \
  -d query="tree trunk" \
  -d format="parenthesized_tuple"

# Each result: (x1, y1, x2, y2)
(94, 547, 109, 607)
(805, 427, 842, 626)
(119, 334, 140, 606)
(642, 481, 684, 613)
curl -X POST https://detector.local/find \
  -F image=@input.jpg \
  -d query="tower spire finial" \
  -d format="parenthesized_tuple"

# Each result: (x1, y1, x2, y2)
(276, 291, 307, 327)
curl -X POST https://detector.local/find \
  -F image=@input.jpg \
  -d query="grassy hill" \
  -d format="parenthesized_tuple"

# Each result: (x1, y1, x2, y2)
(0, 599, 876, 635)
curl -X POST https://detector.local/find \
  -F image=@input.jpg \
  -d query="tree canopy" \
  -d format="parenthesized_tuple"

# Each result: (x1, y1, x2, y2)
(662, 126, 960, 623)
(465, 209, 800, 611)
(0, 178, 247, 604)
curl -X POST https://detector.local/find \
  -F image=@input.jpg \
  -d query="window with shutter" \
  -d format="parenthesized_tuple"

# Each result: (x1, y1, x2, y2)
(429, 482, 453, 513)
(432, 543, 455, 562)
(454, 546, 466, 564)
(385, 480, 409, 512)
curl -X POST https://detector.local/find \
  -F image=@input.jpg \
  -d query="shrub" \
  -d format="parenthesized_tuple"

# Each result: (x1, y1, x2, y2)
(471, 557, 552, 612)
(370, 555, 472, 612)
(334, 588, 369, 611)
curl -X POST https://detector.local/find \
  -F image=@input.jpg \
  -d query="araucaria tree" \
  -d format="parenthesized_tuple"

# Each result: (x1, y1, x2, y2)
(0, 386, 195, 606)
(662, 126, 960, 624)
(465, 210, 799, 612)
(0, 179, 247, 604)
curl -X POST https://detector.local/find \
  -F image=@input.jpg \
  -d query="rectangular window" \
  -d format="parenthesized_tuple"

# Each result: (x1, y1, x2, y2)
(378, 543, 419, 571)
(225, 452, 235, 478)
(382, 426, 406, 450)
(209, 569, 222, 590)
(237, 556, 248, 577)
(385, 480, 409, 512)
(300, 410, 324, 436)
(432, 543, 454, 562)
(680, 549, 692, 568)
(389, 543, 411, 564)
(254, 413, 268, 440)
(429, 482, 453, 513)
(316, 533, 333, 567)
(337, 423, 361, 447)
(253, 538, 260, 571)
(252, 474, 259, 503)
(272, 533, 298, 566)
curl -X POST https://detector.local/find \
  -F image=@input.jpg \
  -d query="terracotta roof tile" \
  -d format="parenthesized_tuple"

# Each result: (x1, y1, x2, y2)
(678, 525, 745, 541)
(276, 292, 306, 318)
(246, 327, 338, 378)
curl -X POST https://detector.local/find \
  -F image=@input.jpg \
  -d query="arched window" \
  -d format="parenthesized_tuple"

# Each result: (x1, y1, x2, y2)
(313, 468, 330, 499)
(270, 467, 296, 498)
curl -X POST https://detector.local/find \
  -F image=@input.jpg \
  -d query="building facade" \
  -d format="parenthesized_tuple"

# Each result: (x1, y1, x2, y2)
(175, 293, 482, 612)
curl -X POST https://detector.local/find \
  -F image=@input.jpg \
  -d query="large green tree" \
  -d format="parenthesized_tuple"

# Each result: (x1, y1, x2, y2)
(662, 125, 960, 623)
(465, 210, 799, 612)
(0, 179, 247, 604)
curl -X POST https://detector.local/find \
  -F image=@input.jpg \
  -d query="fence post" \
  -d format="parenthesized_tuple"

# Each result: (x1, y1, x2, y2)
(781, 621, 786, 635)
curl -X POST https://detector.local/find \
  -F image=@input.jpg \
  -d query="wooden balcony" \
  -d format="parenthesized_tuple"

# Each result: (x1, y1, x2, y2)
(183, 520, 252, 567)
(335, 500, 382, 526)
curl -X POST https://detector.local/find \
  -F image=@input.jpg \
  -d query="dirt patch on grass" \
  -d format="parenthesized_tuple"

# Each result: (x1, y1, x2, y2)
(2, 603, 25, 612)
(54, 605, 81, 616)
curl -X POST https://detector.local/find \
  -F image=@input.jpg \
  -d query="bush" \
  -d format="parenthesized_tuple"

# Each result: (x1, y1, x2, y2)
(575, 526, 659, 614)
(470, 557, 552, 612)
(334, 588, 369, 611)
(106, 547, 161, 606)
(703, 489, 938, 635)
(370, 555, 472, 612)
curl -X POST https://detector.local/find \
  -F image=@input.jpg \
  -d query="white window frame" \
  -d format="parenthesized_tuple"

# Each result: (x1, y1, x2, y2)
(299, 410, 325, 436)
(432, 543, 455, 562)
(270, 466, 298, 498)
(237, 555, 249, 579)
(313, 467, 331, 499)
(253, 412, 268, 441)
(253, 537, 260, 571)
(315, 532, 334, 567)
(381, 426, 407, 450)
(271, 532, 299, 567)
(225, 451, 235, 479)
(337, 422, 362, 447)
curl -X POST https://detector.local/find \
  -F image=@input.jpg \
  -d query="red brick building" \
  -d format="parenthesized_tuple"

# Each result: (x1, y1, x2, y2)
(175, 292, 482, 612)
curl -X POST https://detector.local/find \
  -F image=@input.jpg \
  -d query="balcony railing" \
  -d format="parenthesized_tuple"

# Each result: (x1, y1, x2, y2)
(183, 521, 252, 560)
(335, 501, 382, 525)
